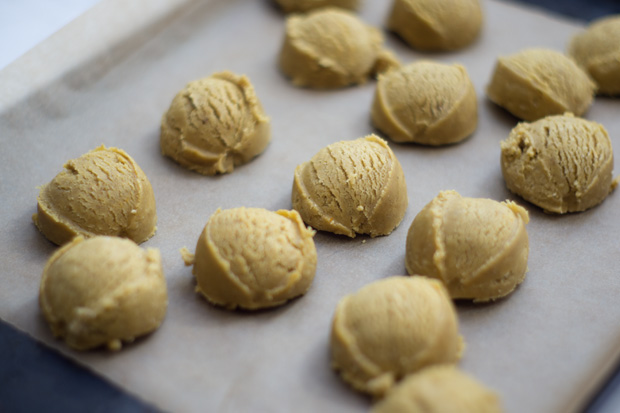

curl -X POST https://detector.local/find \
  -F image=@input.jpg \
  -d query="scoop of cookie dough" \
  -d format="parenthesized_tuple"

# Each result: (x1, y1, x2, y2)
(568, 15, 620, 96)
(279, 8, 399, 88)
(292, 135, 408, 238)
(33, 146, 157, 246)
(406, 190, 529, 302)
(39, 236, 168, 351)
(160, 71, 270, 175)
(486, 48, 596, 121)
(372, 365, 502, 413)
(275, 0, 360, 13)
(387, 0, 483, 51)
(372, 61, 478, 145)
(501, 113, 616, 213)
(330, 276, 463, 397)
(183, 208, 317, 310)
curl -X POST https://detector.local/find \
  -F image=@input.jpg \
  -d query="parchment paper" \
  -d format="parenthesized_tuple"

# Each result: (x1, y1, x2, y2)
(1, 1, 619, 412)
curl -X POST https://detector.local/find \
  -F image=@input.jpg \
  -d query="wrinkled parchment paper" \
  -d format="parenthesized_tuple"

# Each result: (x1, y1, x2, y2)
(1, 0, 619, 412)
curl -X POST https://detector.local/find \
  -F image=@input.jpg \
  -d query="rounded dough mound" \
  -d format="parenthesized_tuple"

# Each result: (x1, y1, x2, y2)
(187, 208, 317, 310)
(39, 236, 168, 351)
(486, 48, 596, 121)
(406, 190, 529, 302)
(160, 71, 271, 175)
(33, 146, 157, 246)
(279, 8, 399, 88)
(330, 276, 463, 396)
(387, 0, 483, 51)
(501, 113, 616, 213)
(275, 0, 360, 13)
(568, 15, 620, 96)
(372, 365, 502, 413)
(372, 61, 478, 145)
(292, 135, 408, 238)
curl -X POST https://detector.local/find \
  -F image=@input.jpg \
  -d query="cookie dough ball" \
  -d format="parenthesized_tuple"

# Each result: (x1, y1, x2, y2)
(275, 0, 360, 13)
(568, 15, 620, 95)
(501, 113, 616, 213)
(330, 276, 463, 396)
(387, 0, 483, 51)
(372, 366, 502, 413)
(406, 190, 529, 302)
(486, 48, 596, 121)
(39, 236, 168, 351)
(292, 135, 407, 238)
(372, 61, 478, 145)
(33, 146, 157, 246)
(279, 8, 399, 89)
(184, 208, 317, 310)
(160, 71, 271, 175)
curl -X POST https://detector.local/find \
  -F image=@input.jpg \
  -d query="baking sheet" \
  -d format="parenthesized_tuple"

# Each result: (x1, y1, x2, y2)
(1, 0, 619, 412)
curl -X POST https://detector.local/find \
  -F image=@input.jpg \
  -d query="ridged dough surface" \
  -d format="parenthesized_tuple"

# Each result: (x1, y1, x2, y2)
(161, 71, 270, 175)
(387, 0, 483, 51)
(33, 146, 157, 246)
(186, 208, 317, 310)
(372, 365, 502, 413)
(501, 113, 616, 213)
(406, 190, 529, 302)
(330, 276, 463, 396)
(279, 8, 398, 88)
(372, 61, 478, 145)
(486, 48, 595, 121)
(39, 236, 168, 351)
(569, 15, 620, 95)
(292, 135, 408, 237)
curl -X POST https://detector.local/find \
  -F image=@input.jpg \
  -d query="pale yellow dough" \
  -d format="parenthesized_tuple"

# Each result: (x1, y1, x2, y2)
(501, 113, 616, 214)
(275, 0, 360, 13)
(292, 135, 408, 238)
(33, 146, 157, 246)
(184, 207, 317, 310)
(279, 8, 400, 89)
(486, 48, 595, 121)
(568, 15, 620, 96)
(387, 0, 483, 51)
(160, 71, 270, 175)
(372, 61, 478, 145)
(372, 365, 502, 413)
(406, 190, 529, 302)
(330, 276, 463, 397)
(39, 236, 168, 351)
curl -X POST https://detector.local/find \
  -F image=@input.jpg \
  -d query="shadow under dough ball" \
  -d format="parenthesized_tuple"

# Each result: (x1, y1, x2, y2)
(330, 276, 463, 397)
(292, 134, 408, 237)
(568, 15, 620, 96)
(387, 0, 483, 51)
(274, 0, 360, 13)
(486, 48, 596, 121)
(501, 113, 616, 213)
(406, 190, 529, 302)
(184, 207, 317, 310)
(160, 71, 271, 175)
(33, 146, 157, 246)
(372, 60, 478, 145)
(39, 236, 168, 351)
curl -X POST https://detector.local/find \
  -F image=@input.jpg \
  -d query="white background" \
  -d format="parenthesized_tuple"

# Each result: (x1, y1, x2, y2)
(0, 0, 101, 69)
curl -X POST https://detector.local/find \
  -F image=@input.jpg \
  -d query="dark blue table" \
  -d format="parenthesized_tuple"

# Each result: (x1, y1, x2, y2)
(2, 1, 619, 412)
